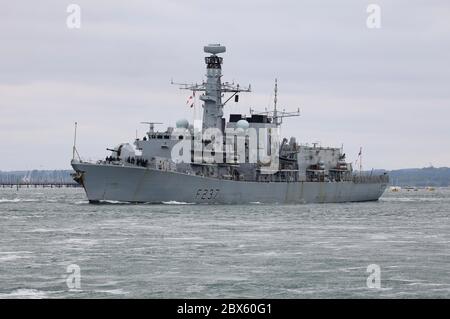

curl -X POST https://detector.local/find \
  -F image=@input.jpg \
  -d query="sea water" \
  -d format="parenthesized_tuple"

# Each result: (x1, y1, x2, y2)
(0, 187, 449, 298)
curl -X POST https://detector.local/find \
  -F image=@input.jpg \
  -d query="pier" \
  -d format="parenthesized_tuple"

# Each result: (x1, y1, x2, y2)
(0, 182, 80, 188)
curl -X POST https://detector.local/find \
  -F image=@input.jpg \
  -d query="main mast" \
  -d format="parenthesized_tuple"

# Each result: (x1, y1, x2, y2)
(174, 44, 251, 134)
(201, 44, 225, 131)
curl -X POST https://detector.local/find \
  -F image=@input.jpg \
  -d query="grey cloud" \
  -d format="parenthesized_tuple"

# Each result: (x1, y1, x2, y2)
(0, 0, 449, 170)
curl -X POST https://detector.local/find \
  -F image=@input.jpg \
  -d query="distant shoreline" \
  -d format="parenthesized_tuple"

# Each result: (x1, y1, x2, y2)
(1, 167, 449, 187)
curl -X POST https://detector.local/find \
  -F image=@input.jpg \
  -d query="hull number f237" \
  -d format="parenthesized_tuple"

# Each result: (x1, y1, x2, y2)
(195, 188, 220, 201)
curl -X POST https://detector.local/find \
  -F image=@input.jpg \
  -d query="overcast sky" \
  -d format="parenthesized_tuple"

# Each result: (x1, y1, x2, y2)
(1, 0, 449, 170)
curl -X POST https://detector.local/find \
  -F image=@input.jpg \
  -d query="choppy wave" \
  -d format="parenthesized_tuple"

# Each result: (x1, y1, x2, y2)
(0, 198, 39, 203)
(0, 289, 48, 299)
(1, 187, 450, 298)
(59, 238, 99, 246)
(380, 197, 445, 202)
(94, 289, 128, 295)
(0, 251, 32, 262)
(73, 200, 89, 205)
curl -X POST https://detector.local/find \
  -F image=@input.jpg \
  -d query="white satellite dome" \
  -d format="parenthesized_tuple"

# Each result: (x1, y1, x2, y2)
(176, 118, 189, 129)
(236, 119, 250, 130)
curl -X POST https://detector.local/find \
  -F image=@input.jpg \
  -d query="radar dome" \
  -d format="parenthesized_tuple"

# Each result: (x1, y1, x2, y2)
(236, 119, 250, 130)
(176, 118, 189, 129)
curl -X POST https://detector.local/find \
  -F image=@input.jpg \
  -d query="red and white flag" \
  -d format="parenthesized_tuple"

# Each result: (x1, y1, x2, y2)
(186, 91, 195, 108)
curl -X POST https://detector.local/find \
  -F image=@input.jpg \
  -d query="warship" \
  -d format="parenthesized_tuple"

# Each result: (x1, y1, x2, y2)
(71, 44, 388, 204)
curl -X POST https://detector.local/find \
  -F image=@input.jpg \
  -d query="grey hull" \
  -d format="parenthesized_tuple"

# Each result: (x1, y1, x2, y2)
(72, 162, 388, 204)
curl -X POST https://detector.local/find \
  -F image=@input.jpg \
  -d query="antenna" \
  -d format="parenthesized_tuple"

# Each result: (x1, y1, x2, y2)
(274, 78, 278, 126)
(359, 147, 363, 177)
(72, 122, 81, 161)
(204, 44, 226, 55)
(72, 122, 77, 160)
(141, 122, 163, 134)
(251, 79, 300, 126)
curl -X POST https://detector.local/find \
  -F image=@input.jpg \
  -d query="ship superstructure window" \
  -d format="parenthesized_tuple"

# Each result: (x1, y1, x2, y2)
(229, 114, 243, 122)
(205, 56, 223, 69)
(247, 114, 271, 124)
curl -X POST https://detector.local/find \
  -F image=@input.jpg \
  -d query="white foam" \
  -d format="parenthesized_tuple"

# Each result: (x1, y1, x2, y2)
(0, 255, 21, 262)
(0, 198, 38, 203)
(381, 197, 444, 202)
(0, 198, 21, 203)
(0, 289, 47, 299)
(162, 201, 195, 205)
(27, 228, 57, 233)
(95, 289, 128, 295)
(186, 285, 205, 293)
(73, 200, 89, 205)
(102, 200, 123, 204)
(60, 238, 98, 246)
(0, 251, 32, 262)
